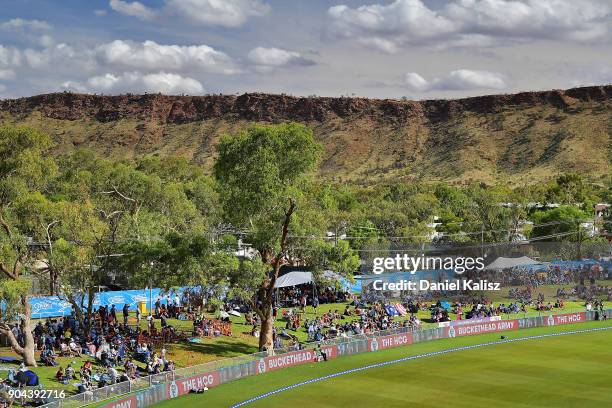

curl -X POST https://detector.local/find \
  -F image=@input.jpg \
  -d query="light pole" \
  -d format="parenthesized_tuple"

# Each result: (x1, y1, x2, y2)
(149, 261, 154, 317)
(149, 279, 153, 317)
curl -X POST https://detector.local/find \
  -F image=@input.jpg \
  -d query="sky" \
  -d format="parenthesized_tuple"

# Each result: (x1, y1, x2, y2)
(0, 0, 611, 100)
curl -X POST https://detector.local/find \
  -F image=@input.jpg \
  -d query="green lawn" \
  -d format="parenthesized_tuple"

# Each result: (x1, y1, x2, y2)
(153, 319, 612, 408)
(157, 297, 605, 367)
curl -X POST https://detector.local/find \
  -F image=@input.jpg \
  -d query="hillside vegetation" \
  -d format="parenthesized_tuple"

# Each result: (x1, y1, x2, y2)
(0, 86, 611, 184)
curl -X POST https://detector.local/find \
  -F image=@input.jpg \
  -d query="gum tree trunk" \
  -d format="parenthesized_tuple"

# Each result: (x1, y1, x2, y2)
(254, 199, 295, 354)
(0, 295, 37, 366)
(258, 305, 274, 351)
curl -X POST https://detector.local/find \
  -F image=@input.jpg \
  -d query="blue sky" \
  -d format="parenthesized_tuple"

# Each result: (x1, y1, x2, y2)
(0, 0, 611, 99)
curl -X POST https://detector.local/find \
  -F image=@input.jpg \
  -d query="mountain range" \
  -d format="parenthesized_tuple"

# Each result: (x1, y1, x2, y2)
(1, 85, 611, 184)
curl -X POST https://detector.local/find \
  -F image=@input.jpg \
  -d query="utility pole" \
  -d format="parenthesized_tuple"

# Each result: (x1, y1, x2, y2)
(577, 223, 582, 260)
(481, 225, 485, 258)
(149, 278, 153, 316)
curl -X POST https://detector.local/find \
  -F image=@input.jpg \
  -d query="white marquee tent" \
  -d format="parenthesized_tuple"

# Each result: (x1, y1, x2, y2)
(484, 256, 543, 271)
(274, 270, 342, 288)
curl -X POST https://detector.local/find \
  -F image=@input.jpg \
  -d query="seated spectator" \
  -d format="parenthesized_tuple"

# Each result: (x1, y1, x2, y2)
(80, 362, 92, 381)
(55, 366, 64, 381)
(107, 366, 118, 384)
(65, 364, 75, 380)
(69, 338, 82, 357)
(41, 348, 59, 366)
(60, 342, 72, 356)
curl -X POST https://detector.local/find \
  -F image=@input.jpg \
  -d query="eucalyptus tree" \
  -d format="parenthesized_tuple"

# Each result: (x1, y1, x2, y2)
(0, 126, 57, 365)
(213, 123, 359, 351)
(50, 151, 213, 329)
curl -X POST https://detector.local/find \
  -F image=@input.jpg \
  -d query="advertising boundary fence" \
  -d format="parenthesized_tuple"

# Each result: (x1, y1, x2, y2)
(229, 325, 612, 408)
(41, 309, 611, 408)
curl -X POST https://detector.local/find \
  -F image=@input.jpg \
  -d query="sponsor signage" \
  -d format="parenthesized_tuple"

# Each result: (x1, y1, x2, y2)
(29, 286, 193, 318)
(93, 311, 607, 408)
(439, 316, 501, 328)
(256, 345, 338, 374)
(166, 371, 221, 397)
(545, 312, 586, 326)
(100, 396, 137, 408)
(368, 332, 413, 352)
(445, 319, 519, 338)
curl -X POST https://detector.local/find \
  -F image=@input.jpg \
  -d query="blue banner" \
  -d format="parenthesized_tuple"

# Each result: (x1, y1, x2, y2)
(29, 287, 192, 319)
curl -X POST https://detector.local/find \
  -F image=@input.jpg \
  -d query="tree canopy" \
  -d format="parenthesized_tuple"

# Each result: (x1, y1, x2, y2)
(0, 123, 610, 360)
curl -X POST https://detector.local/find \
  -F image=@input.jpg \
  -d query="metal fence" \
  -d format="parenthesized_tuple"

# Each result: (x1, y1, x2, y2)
(39, 308, 610, 408)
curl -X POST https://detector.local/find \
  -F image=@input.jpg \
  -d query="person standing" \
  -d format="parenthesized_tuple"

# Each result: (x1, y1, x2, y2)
(122, 304, 130, 325)
(300, 295, 307, 313)
(312, 296, 319, 315)
(110, 304, 117, 324)
(315, 343, 327, 361)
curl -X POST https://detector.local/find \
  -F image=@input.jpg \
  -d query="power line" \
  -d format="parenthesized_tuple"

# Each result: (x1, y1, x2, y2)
(286, 220, 593, 241)
(286, 231, 583, 253)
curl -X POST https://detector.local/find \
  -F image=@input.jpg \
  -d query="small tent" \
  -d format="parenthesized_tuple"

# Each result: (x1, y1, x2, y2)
(274, 272, 314, 288)
(274, 270, 350, 290)
(484, 256, 542, 271)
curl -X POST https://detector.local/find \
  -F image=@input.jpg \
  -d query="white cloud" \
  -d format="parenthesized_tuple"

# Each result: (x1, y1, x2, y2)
(329, 0, 454, 35)
(65, 71, 204, 95)
(95, 40, 238, 74)
(22, 43, 95, 71)
(247, 47, 315, 72)
(60, 80, 89, 93)
(95, 10, 108, 17)
(166, 0, 270, 27)
(328, 0, 612, 52)
(37, 35, 55, 48)
(445, 0, 610, 42)
(403, 69, 507, 92)
(1, 19, 54, 49)
(403, 72, 429, 92)
(0, 69, 15, 80)
(436, 69, 507, 90)
(0, 45, 22, 68)
(109, 0, 270, 27)
(109, 0, 157, 21)
(2, 37, 244, 97)
(328, 0, 456, 49)
(357, 37, 399, 54)
(1, 38, 238, 77)
(0, 18, 52, 31)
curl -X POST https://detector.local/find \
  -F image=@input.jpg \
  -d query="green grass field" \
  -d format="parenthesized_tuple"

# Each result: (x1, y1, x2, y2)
(153, 320, 612, 408)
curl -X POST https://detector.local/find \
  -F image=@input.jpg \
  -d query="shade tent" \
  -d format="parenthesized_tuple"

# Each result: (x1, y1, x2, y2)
(485, 256, 543, 271)
(273, 270, 347, 289)
(274, 272, 313, 288)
